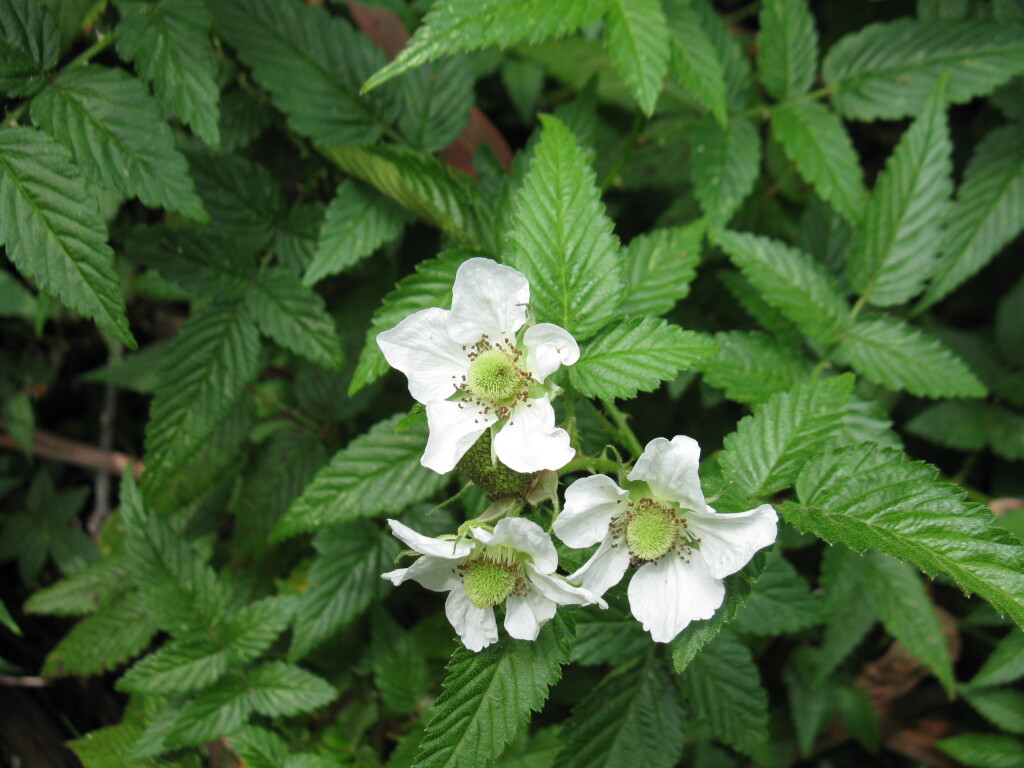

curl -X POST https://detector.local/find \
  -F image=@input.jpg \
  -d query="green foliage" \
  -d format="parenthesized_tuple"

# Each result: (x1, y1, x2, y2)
(698, 332, 812, 405)
(604, 0, 669, 116)
(619, 221, 703, 316)
(757, 0, 818, 101)
(664, 3, 727, 126)
(937, 734, 1024, 768)
(690, 115, 759, 230)
(0, 0, 59, 97)
(398, 56, 474, 153)
(732, 550, 820, 635)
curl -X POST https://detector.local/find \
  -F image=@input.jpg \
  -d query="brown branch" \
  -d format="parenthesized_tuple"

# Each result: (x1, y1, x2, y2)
(0, 422, 143, 479)
(0, 675, 48, 688)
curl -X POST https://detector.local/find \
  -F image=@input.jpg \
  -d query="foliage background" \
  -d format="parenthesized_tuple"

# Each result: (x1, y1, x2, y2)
(1, 0, 1023, 766)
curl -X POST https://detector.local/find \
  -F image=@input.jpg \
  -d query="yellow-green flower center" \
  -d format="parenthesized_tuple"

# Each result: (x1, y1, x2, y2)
(466, 349, 523, 403)
(625, 504, 680, 561)
(461, 557, 521, 608)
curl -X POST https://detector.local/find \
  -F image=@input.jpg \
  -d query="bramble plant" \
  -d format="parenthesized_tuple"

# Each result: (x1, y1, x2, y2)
(1, 1, 1023, 767)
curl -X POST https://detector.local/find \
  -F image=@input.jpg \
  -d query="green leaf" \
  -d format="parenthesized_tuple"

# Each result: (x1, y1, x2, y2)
(167, 675, 253, 746)
(837, 686, 880, 753)
(690, 115, 759, 230)
(719, 375, 854, 500)
(25, 557, 126, 616)
(920, 125, 1024, 308)
(142, 303, 261, 511)
(996, 275, 1024, 368)
(210, 0, 398, 146)
(699, 331, 812, 405)
(304, 180, 408, 286)
(784, 648, 834, 757)
(413, 614, 574, 768)
(289, 521, 399, 660)
(230, 726, 289, 768)
(972, 631, 1024, 687)
(0, 0, 59, 97)
(823, 20, 1024, 121)
(118, 634, 230, 694)
(619, 221, 703, 316)
(115, 0, 220, 147)
(758, 0, 818, 100)
(817, 545, 877, 677)
(846, 80, 952, 307)
(321, 145, 486, 249)
(274, 414, 448, 539)
(556, 661, 685, 768)
(507, 114, 623, 340)
(604, 0, 670, 116)
(687, 0, 756, 112)
(571, 596, 650, 666)
(664, 3, 728, 126)
(2, 391, 32, 454)
(906, 400, 990, 452)
(681, 630, 768, 756)
(31, 66, 206, 221)
(245, 661, 338, 717)
(568, 317, 716, 400)
(372, 611, 430, 713)
(0, 127, 134, 346)
(783, 444, 1024, 628)
(125, 225, 254, 299)
(714, 230, 849, 344)
(770, 102, 865, 223)
(963, 688, 1024, 734)
(732, 550, 820, 635)
(362, 0, 606, 92)
(937, 734, 1024, 768)
(0, 269, 37, 319)
(838, 316, 986, 399)
(245, 267, 345, 371)
(398, 55, 473, 152)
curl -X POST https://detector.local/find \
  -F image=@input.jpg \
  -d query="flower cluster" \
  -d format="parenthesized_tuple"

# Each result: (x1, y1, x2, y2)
(378, 258, 777, 651)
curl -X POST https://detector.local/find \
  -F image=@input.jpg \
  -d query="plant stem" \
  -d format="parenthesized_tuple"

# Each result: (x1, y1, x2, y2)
(601, 399, 644, 458)
(559, 455, 619, 477)
(65, 29, 118, 71)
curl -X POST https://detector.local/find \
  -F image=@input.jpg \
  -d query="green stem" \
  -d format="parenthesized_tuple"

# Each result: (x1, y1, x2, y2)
(723, 1, 761, 24)
(602, 399, 644, 458)
(559, 455, 619, 477)
(65, 30, 118, 71)
(248, 386, 321, 433)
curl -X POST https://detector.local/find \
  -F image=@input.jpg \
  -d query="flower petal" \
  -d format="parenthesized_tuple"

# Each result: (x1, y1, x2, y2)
(448, 258, 530, 345)
(377, 307, 468, 404)
(386, 519, 473, 560)
(485, 517, 558, 574)
(555, 474, 630, 548)
(445, 583, 499, 652)
(688, 503, 778, 579)
(628, 435, 707, 512)
(492, 399, 574, 473)
(528, 564, 607, 609)
(569, 536, 631, 597)
(504, 589, 556, 641)
(523, 323, 580, 383)
(628, 555, 725, 643)
(422, 400, 497, 474)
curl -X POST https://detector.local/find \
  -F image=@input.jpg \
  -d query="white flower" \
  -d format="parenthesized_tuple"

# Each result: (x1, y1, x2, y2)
(382, 517, 605, 652)
(377, 258, 579, 474)
(553, 436, 777, 643)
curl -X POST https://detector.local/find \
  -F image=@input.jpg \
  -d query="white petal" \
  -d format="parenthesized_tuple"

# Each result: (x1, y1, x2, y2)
(527, 564, 607, 609)
(628, 435, 707, 512)
(504, 589, 557, 641)
(486, 517, 558, 574)
(387, 519, 473, 560)
(377, 307, 468, 404)
(445, 583, 499, 652)
(448, 258, 530, 345)
(570, 536, 631, 597)
(492, 399, 574, 473)
(523, 323, 580, 383)
(422, 400, 497, 474)
(387, 555, 462, 592)
(628, 555, 725, 643)
(555, 474, 629, 548)
(687, 503, 778, 579)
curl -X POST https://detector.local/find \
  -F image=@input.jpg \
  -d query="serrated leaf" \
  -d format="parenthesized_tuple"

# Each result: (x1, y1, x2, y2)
(604, 0, 670, 116)
(568, 317, 716, 400)
(24, 556, 127, 616)
(690, 115, 759, 230)
(289, 521, 399, 660)
(118, 634, 230, 694)
(784, 648, 834, 756)
(688, 0, 756, 112)
(664, 3, 728, 126)
(758, 0, 818, 100)
(0, 127, 134, 346)
(920, 125, 1024, 308)
(125, 225, 255, 299)
(817, 545, 877, 677)
(557, 661, 685, 768)
(229, 726, 289, 768)
(167, 675, 252, 746)
(783, 445, 1024, 628)
(571, 596, 650, 665)
(837, 686, 880, 753)
(619, 221, 703, 316)
(732, 550, 820, 635)
(719, 375, 854, 500)
(246, 661, 338, 717)
(906, 400, 990, 452)
(0, 0, 59, 97)
(937, 734, 1024, 768)
(715, 230, 849, 344)
(847, 80, 952, 307)
(507, 114, 623, 340)
(838, 316, 986, 399)
(304, 180, 408, 286)
(274, 414, 448, 539)
(413, 614, 574, 768)
(681, 630, 768, 756)
(115, 0, 220, 147)
(972, 630, 1024, 687)
(31, 66, 206, 221)
(142, 302, 262, 510)
(823, 20, 1024, 121)
(963, 688, 1024, 734)
(699, 331, 812, 405)
(398, 55, 473, 152)
(362, 0, 606, 92)
(372, 611, 430, 713)
(211, 0, 398, 146)
(244, 267, 344, 371)
(771, 102, 864, 223)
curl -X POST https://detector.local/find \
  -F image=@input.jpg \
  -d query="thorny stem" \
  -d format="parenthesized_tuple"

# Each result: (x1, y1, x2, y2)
(602, 399, 644, 458)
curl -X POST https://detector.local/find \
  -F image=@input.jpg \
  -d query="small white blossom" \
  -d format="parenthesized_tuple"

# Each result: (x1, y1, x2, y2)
(553, 436, 777, 643)
(382, 517, 604, 652)
(377, 258, 579, 474)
